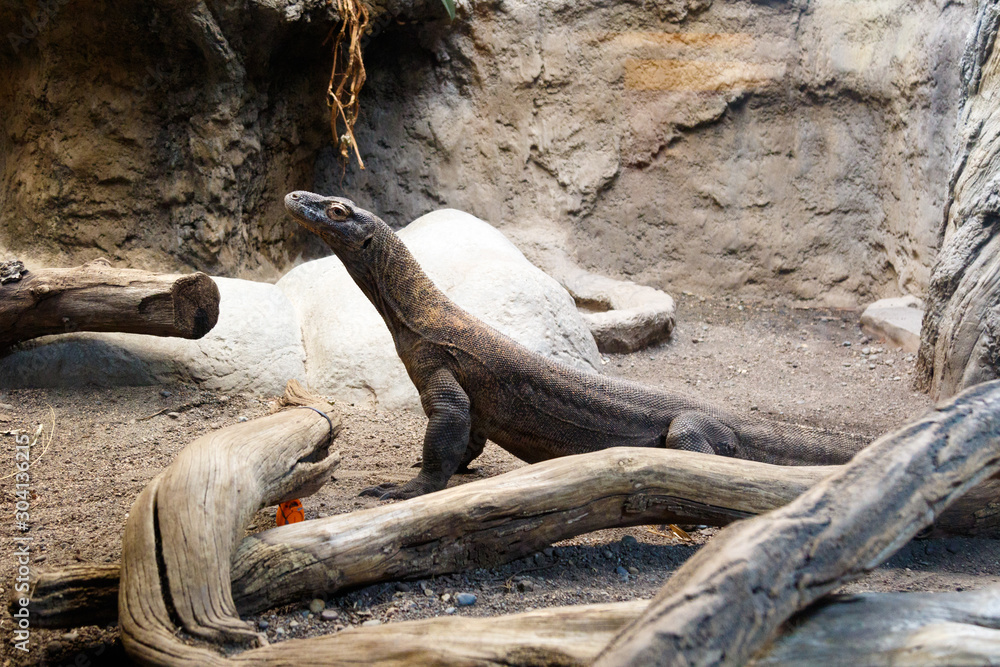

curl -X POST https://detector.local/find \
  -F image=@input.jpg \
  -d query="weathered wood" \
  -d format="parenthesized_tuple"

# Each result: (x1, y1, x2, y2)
(753, 586, 1000, 666)
(24, 452, 1000, 629)
(595, 379, 1000, 667)
(118, 380, 341, 666)
(916, 0, 1000, 399)
(0, 258, 220, 349)
(221, 588, 1000, 666)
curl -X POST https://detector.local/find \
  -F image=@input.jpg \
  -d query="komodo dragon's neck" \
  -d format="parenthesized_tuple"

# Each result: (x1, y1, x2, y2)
(342, 225, 461, 342)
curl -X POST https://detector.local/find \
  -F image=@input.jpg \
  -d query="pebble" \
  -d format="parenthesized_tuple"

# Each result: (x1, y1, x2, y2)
(289, 620, 300, 628)
(395, 582, 412, 593)
(167, 412, 180, 419)
(621, 535, 638, 548)
(61, 631, 79, 641)
(456, 592, 477, 606)
(517, 579, 535, 592)
(946, 544, 959, 554)
(861, 347, 871, 355)
(258, 620, 269, 629)
(842, 341, 852, 346)
(441, 593, 452, 603)
(276, 628, 286, 636)
(543, 547, 554, 557)
(603, 549, 614, 559)
(309, 598, 325, 614)
(0, 403, 12, 410)
(362, 619, 382, 627)
(321, 609, 339, 621)
(238, 416, 248, 422)
(160, 390, 172, 398)
(444, 606, 456, 614)
(628, 566, 640, 576)
(423, 587, 435, 597)
(616, 566, 629, 582)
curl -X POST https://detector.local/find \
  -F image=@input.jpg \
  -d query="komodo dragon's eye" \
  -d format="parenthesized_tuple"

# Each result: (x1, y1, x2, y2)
(327, 202, 351, 220)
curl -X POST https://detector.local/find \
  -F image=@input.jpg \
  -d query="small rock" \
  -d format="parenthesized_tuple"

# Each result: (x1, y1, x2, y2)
(258, 620, 269, 629)
(441, 593, 452, 603)
(616, 566, 629, 582)
(289, 620, 300, 628)
(628, 566, 640, 576)
(362, 619, 382, 627)
(946, 544, 959, 554)
(543, 547, 554, 557)
(0, 403, 13, 410)
(309, 598, 326, 614)
(533, 552, 544, 563)
(276, 627, 286, 636)
(444, 606, 457, 614)
(861, 347, 871, 355)
(238, 416, 248, 422)
(160, 390, 172, 398)
(517, 579, 535, 592)
(395, 582, 411, 593)
(842, 341, 852, 347)
(320, 609, 339, 621)
(423, 587, 435, 597)
(61, 631, 79, 641)
(167, 412, 180, 419)
(621, 535, 638, 548)
(603, 549, 614, 559)
(456, 592, 477, 606)
(47, 641, 64, 653)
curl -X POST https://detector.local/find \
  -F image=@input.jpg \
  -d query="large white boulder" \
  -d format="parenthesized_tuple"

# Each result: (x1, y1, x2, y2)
(0, 277, 306, 394)
(277, 208, 601, 411)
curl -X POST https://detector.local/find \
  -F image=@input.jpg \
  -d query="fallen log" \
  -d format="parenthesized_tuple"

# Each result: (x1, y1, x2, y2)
(23, 449, 1000, 628)
(222, 587, 1000, 666)
(595, 379, 1000, 667)
(118, 380, 341, 666)
(0, 258, 220, 349)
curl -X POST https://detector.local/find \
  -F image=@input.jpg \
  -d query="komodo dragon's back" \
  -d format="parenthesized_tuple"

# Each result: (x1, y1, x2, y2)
(285, 191, 869, 499)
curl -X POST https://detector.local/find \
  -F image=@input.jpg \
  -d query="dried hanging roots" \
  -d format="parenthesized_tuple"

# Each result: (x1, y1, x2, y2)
(327, 0, 370, 169)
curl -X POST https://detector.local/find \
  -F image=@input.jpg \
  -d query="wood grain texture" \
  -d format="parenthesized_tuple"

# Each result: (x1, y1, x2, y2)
(118, 381, 341, 666)
(0, 258, 220, 349)
(25, 451, 1000, 629)
(595, 379, 1000, 667)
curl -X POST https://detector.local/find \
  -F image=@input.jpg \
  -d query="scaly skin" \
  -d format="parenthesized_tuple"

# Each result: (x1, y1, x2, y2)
(285, 191, 869, 499)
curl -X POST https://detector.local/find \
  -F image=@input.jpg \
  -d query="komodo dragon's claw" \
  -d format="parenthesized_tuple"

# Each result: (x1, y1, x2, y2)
(359, 483, 398, 498)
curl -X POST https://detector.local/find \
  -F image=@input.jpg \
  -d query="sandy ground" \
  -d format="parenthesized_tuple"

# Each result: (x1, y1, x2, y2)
(2, 293, 998, 665)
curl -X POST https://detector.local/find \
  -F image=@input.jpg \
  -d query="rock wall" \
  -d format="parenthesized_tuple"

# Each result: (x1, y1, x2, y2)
(0, 0, 974, 304)
(341, 0, 973, 305)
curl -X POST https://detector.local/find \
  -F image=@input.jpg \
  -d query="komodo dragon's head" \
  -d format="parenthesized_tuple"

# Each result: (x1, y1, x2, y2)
(284, 190, 386, 268)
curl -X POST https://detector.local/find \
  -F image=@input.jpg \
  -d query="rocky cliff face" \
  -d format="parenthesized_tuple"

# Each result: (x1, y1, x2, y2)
(0, 0, 974, 302)
(343, 0, 973, 305)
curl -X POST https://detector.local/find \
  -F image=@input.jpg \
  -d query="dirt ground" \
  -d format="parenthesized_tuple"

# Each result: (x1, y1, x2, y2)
(2, 293, 998, 666)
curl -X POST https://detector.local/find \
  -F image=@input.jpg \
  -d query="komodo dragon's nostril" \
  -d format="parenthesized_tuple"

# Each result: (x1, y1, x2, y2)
(290, 193, 300, 200)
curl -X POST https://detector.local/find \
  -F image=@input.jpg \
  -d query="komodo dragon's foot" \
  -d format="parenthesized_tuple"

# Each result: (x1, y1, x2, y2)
(359, 479, 438, 501)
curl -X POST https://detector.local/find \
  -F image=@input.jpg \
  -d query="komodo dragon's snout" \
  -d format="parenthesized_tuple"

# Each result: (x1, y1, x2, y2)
(285, 191, 376, 254)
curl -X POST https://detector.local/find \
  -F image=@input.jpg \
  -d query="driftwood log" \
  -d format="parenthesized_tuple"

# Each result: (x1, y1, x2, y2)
(219, 587, 1000, 666)
(23, 449, 1000, 628)
(595, 379, 1000, 666)
(118, 380, 341, 666)
(0, 258, 220, 349)
(917, 0, 1000, 399)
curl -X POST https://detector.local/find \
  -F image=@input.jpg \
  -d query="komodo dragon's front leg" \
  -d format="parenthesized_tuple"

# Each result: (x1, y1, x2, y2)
(361, 368, 471, 500)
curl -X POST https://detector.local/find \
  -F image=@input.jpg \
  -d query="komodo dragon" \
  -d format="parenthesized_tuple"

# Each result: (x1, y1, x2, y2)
(285, 191, 869, 499)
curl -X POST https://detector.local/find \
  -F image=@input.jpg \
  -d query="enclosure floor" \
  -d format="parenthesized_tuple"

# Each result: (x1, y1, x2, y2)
(4, 294, 996, 665)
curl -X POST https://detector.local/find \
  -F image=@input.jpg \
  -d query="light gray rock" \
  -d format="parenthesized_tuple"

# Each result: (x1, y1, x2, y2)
(860, 296, 924, 354)
(277, 208, 601, 411)
(0, 277, 306, 394)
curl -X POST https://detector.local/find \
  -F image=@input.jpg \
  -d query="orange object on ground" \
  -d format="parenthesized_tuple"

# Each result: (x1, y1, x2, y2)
(276, 499, 304, 525)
